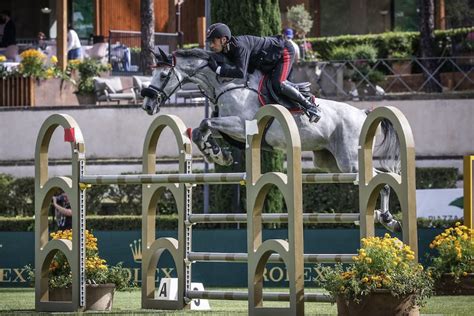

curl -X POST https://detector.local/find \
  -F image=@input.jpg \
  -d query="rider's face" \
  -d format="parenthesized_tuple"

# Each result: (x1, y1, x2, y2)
(209, 37, 226, 53)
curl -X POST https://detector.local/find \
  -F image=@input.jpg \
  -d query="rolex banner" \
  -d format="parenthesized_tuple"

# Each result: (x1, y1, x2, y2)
(0, 229, 441, 287)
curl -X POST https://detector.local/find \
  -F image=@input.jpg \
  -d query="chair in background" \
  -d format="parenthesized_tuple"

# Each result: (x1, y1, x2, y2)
(132, 75, 152, 100)
(93, 77, 137, 105)
(4, 44, 19, 61)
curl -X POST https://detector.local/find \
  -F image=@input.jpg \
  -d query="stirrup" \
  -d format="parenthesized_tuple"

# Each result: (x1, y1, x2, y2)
(303, 108, 321, 123)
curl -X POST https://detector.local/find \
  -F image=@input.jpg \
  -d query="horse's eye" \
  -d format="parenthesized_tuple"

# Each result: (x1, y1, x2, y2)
(160, 72, 168, 79)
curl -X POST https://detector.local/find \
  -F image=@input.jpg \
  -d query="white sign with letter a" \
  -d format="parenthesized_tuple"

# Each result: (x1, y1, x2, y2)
(156, 278, 178, 300)
(156, 278, 210, 310)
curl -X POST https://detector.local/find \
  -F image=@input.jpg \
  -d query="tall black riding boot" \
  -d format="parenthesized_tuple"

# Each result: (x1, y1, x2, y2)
(280, 81, 321, 123)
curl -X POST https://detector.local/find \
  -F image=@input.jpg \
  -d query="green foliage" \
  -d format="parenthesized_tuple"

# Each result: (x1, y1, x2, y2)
(286, 4, 313, 36)
(329, 47, 355, 61)
(211, 0, 281, 36)
(0, 167, 458, 220)
(319, 235, 434, 306)
(428, 223, 474, 282)
(353, 45, 378, 62)
(417, 168, 458, 189)
(446, 0, 474, 29)
(308, 27, 474, 60)
(73, 58, 111, 94)
(261, 151, 284, 213)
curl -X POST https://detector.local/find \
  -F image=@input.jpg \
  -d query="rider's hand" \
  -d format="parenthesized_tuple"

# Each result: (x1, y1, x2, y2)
(208, 55, 219, 72)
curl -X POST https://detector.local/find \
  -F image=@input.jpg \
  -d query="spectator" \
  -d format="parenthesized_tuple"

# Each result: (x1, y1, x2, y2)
(0, 10, 16, 48)
(36, 31, 47, 52)
(52, 191, 72, 230)
(67, 24, 82, 60)
(283, 28, 300, 62)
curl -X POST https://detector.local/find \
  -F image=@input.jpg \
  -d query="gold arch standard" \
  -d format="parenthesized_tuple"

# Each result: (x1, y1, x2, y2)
(35, 114, 86, 312)
(246, 104, 304, 316)
(141, 115, 192, 309)
(358, 106, 418, 257)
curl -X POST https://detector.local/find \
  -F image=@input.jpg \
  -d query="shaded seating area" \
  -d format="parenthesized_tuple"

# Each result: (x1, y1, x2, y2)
(132, 75, 152, 99)
(175, 82, 204, 104)
(93, 77, 137, 105)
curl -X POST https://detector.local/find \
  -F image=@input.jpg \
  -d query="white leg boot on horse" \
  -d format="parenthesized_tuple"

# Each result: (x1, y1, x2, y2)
(375, 184, 402, 232)
(192, 122, 233, 166)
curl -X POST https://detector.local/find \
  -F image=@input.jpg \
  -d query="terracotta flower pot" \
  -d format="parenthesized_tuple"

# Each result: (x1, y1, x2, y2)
(75, 93, 96, 105)
(336, 290, 419, 316)
(434, 273, 474, 295)
(49, 283, 115, 311)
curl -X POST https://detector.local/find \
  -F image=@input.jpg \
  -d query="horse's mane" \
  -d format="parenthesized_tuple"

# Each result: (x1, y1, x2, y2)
(174, 48, 210, 60)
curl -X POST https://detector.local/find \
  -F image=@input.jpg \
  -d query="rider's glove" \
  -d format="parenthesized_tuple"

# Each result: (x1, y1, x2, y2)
(208, 55, 220, 73)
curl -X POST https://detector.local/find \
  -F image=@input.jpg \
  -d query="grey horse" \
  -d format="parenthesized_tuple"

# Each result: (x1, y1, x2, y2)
(141, 48, 401, 231)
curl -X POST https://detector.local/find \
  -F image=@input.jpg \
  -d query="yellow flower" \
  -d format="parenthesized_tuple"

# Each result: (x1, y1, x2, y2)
(365, 257, 372, 264)
(362, 277, 369, 283)
(50, 55, 58, 64)
(0, 55, 6, 62)
(45, 68, 55, 78)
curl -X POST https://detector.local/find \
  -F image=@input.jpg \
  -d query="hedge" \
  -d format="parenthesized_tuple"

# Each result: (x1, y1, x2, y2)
(306, 27, 474, 60)
(0, 167, 459, 218)
(0, 215, 460, 232)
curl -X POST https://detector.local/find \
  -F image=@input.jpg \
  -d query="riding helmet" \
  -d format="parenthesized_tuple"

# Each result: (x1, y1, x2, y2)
(206, 23, 232, 41)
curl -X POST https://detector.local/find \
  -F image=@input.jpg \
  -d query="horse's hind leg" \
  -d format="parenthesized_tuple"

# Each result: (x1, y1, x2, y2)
(375, 184, 402, 232)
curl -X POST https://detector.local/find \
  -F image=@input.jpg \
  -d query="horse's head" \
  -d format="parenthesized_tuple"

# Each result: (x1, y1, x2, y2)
(141, 48, 184, 115)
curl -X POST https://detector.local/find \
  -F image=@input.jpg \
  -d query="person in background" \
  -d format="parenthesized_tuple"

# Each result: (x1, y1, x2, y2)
(67, 24, 82, 60)
(283, 28, 300, 63)
(36, 31, 47, 52)
(52, 191, 72, 230)
(0, 10, 16, 48)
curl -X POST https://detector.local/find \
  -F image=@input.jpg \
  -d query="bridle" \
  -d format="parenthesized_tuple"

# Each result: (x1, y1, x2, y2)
(141, 65, 182, 105)
(141, 63, 209, 106)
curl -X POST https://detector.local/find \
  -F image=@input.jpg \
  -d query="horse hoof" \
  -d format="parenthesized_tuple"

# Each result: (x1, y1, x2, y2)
(374, 210, 402, 233)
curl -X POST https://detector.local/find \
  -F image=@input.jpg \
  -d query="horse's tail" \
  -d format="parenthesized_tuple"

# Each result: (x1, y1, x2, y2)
(379, 118, 401, 173)
(364, 109, 400, 173)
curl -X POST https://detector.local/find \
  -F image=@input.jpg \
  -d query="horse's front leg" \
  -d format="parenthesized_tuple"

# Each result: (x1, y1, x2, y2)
(375, 184, 402, 232)
(192, 116, 245, 166)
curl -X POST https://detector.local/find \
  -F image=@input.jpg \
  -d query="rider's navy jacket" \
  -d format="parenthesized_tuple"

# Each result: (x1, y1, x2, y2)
(218, 35, 285, 79)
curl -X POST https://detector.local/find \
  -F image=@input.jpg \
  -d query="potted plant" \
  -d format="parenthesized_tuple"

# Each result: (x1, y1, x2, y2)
(319, 234, 433, 316)
(35, 229, 131, 311)
(72, 58, 111, 105)
(389, 51, 413, 75)
(428, 222, 474, 295)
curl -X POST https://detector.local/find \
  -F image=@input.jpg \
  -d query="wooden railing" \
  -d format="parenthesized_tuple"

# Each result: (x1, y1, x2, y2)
(0, 76, 34, 106)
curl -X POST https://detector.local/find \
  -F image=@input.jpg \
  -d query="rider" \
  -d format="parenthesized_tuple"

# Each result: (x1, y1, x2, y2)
(205, 23, 321, 123)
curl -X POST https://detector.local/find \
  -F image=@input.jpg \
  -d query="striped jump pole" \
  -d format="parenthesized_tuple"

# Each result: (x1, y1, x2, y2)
(80, 172, 357, 186)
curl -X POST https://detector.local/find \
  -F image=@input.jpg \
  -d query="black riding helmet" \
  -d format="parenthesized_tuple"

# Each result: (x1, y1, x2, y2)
(206, 23, 231, 41)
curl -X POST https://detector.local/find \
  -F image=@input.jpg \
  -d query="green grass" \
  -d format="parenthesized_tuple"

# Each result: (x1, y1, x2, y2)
(1, 288, 473, 315)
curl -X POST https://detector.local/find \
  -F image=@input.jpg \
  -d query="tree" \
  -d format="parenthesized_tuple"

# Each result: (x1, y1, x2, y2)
(211, 0, 284, 214)
(287, 4, 314, 59)
(446, 0, 474, 28)
(140, 0, 155, 75)
(211, 0, 281, 36)
(419, 0, 441, 92)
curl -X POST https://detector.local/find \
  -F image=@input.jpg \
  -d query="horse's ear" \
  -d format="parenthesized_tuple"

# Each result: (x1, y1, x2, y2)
(148, 48, 162, 62)
(158, 47, 173, 65)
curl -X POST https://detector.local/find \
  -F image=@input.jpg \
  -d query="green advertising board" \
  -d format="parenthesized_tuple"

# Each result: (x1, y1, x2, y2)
(0, 228, 442, 287)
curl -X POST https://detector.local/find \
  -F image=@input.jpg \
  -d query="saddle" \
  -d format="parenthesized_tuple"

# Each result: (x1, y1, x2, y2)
(257, 75, 315, 111)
